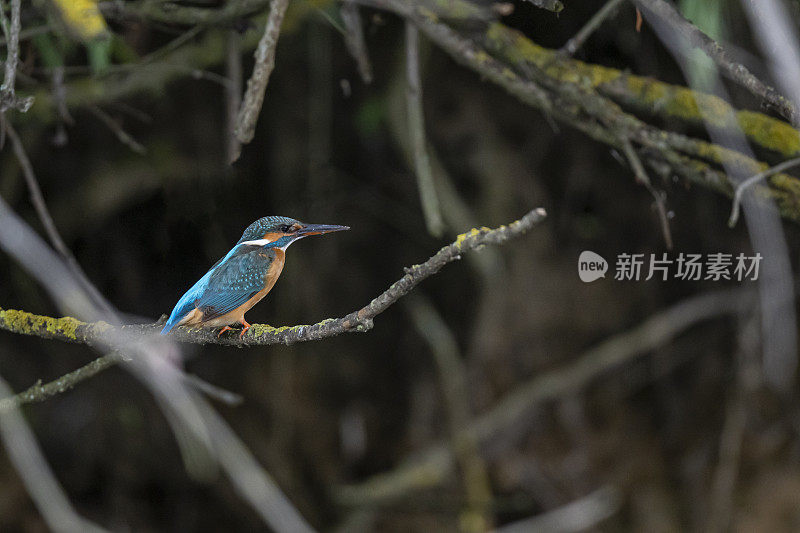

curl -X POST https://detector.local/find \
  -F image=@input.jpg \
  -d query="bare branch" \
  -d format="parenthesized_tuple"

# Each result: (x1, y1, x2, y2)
(621, 138, 672, 249)
(226, 30, 243, 163)
(405, 23, 445, 237)
(0, 0, 33, 112)
(88, 105, 147, 154)
(183, 374, 244, 406)
(341, 1, 373, 83)
(728, 157, 800, 227)
(231, 0, 290, 160)
(560, 0, 625, 56)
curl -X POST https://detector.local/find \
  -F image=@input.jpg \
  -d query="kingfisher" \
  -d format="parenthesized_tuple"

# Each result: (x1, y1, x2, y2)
(161, 216, 348, 337)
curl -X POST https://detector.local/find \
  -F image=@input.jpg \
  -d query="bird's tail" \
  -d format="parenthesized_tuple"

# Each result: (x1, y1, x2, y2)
(160, 300, 195, 335)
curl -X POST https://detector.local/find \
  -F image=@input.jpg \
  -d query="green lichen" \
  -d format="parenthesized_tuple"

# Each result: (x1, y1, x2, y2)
(738, 111, 800, 158)
(483, 22, 800, 166)
(247, 324, 290, 337)
(454, 226, 491, 249)
(246, 322, 322, 338)
(0, 308, 85, 340)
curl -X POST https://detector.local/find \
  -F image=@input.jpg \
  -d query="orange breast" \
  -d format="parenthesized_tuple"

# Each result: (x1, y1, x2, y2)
(213, 250, 285, 324)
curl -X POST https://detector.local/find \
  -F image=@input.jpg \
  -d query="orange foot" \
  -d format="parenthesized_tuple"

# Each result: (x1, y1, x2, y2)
(238, 318, 251, 338)
(218, 318, 251, 338)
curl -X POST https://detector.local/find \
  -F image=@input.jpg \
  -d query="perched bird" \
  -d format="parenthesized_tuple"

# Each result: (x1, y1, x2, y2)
(161, 216, 348, 337)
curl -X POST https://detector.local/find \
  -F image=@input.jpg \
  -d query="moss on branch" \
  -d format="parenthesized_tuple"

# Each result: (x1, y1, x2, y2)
(481, 22, 800, 160)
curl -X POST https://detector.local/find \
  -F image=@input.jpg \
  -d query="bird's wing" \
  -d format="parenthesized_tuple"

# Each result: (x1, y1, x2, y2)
(161, 246, 275, 333)
(192, 247, 276, 321)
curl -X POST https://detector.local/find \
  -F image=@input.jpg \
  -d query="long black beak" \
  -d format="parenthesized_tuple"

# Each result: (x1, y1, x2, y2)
(297, 223, 350, 236)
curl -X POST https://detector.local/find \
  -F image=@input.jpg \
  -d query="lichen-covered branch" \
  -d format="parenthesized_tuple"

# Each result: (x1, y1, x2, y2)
(356, 0, 800, 223)
(633, 0, 797, 125)
(0, 354, 120, 412)
(0, 208, 546, 408)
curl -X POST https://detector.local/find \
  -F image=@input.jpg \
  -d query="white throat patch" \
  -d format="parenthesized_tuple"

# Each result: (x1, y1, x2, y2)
(240, 235, 305, 251)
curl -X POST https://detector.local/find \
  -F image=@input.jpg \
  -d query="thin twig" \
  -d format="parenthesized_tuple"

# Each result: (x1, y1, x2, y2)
(0, 354, 244, 412)
(0, 354, 121, 411)
(560, 0, 626, 56)
(728, 157, 800, 227)
(226, 30, 243, 164)
(183, 374, 244, 406)
(88, 105, 147, 154)
(107, 102, 153, 124)
(634, 0, 797, 124)
(140, 25, 203, 65)
(231, 0, 290, 160)
(341, 0, 373, 83)
(0, 0, 33, 112)
(405, 23, 445, 237)
(622, 138, 673, 249)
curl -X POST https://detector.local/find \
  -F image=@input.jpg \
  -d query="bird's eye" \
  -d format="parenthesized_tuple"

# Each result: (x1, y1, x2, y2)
(280, 224, 292, 233)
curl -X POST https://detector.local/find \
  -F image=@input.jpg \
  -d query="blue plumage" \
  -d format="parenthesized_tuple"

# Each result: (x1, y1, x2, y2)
(161, 215, 349, 336)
